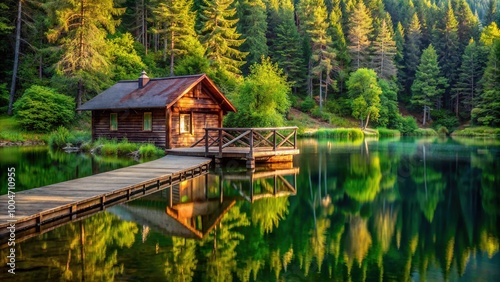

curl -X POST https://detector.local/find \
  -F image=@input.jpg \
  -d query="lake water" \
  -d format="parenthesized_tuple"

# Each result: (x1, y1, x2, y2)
(0, 137, 499, 281)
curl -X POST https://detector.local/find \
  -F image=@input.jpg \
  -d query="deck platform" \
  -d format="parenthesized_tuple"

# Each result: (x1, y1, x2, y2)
(0, 155, 211, 246)
(167, 127, 300, 168)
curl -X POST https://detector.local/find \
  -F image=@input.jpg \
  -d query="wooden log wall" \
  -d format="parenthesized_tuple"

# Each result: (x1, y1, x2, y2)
(92, 108, 166, 147)
(170, 85, 222, 148)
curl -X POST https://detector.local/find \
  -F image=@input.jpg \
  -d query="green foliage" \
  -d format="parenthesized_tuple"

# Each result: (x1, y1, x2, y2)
(411, 128, 439, 136)
(237, 0, 268, 73)
(377, 128, 401, 137)
(300, 96, 315, 113)
(347, 68, 382, 128)
(437, 126, 449, 136)
(431, 109, 459, 129)
(396, 115, 418, 135)
(13, 85, 75, 132)
(0, 83, 8, 113)
(138, 143, 164, 157)
(311, 128, 364, 140)
(452, 126, 500, 136)
(225, 57, 291, 127)
(48, 126, 70, 148)
(107, 33, 147, 80)
(376, 80, 400, 128)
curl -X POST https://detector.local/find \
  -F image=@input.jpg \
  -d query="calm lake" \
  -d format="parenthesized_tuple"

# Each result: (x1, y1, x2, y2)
(0, 137, 499, 281)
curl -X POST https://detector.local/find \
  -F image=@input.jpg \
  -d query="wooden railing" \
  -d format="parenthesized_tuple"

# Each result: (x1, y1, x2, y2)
(191, 127, 298, 155)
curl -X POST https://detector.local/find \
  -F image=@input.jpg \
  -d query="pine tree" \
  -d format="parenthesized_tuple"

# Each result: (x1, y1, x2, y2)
(346, 0, 373, 71)
(432, 2, 460, 110)
(455, 0, 480, 52)
(329, 0, 350, 95)
(271, 0, 306, 93)
(43, 0, 124, 109)
(452, 39, 488, 118)
(153, 0, 198, 76)
(371, 19, 397, 80)
(472, 39, 500, 126)
(402, 13, 422, 99)
(237, 0, 268, 74)
(394, 21, 405, 91)
(411, 44, 448, 125)
(199, 0, 247, 77)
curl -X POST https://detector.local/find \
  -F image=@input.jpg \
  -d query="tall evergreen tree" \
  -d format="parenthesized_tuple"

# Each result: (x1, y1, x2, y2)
(329, 0, 350, 95)
(472, 39, 500, 126)
(452, 39, 488, 118)
(371, 18, 397, 80)
(411, 44, 448, 125)
(43, 0, 124, 109)
(455, 0, 480, 52)
(394, 21, 405, 91)
(433, 2, 460, 109)
(153, 0, 198, 76)
(271, 0, 306, 93)
(237, 0, 268, 74)
(199, 0, 247, 78)
(346, 0, 373, 71)
(402, 13, 422, 100)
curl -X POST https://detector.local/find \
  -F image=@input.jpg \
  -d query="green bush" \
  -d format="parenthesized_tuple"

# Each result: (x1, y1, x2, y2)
(396, 116, 418, 134)
(13, 85, 75, 132)
(139, 143, 164, 157)
(313, 128, 364, 140)
(377, 128, 401, 137)
(452, 126, 500, 136)
(48, 126, 71, 148)
(437, 126, 449, 136)
(300, 96, 315, 113)
(412, 128, 438, 136)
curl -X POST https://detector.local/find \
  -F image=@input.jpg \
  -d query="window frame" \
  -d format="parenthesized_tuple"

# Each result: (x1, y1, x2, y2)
(179, 113, 192, 134)
(110, 113, 118, 131)
(143, 112, 152, 131)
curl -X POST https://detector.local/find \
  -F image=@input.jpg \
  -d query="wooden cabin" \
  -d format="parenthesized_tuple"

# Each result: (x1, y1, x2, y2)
(78, 72, 236, 148)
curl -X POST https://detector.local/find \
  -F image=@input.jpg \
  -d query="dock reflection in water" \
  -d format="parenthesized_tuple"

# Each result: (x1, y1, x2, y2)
(109, 164, 298, 239)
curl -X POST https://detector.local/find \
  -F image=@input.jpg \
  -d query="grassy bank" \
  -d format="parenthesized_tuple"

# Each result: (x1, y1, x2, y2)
(0, 115, 47, 143)
(48, 127, 164, 158)
(452, 126, 500, 137)
(301, 128, 365, 140)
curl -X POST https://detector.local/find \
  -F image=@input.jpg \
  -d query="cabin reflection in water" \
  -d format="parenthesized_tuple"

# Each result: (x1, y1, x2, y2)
(108, 166, 298, 239)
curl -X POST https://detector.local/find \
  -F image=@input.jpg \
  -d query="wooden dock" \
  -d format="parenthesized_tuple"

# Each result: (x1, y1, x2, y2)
(0, 155, 211, 246)
(167, 127, 300, 168)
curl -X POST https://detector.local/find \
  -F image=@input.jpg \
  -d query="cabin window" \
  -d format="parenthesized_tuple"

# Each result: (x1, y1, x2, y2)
(110, 113, 118, 131)
(143, 112, 152, 131)
(180, 113, 192, 134)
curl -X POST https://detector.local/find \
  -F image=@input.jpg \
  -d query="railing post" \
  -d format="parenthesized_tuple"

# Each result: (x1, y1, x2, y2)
(292, 128, 296, 149)
(249, 129, 254, 154)
(218, 128, 223, 158)
(273, 129, 277, 151)
(205, 128, 209, 154)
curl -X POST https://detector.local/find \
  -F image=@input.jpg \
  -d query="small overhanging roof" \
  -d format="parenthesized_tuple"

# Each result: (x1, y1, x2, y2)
(78, 74, 236, 112)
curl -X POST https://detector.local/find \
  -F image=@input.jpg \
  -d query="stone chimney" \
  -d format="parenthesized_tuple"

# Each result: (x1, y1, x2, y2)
(138, 70, 150, 88)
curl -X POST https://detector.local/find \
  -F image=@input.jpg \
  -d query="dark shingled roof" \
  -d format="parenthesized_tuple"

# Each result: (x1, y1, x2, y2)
(78, 74, 236, 112)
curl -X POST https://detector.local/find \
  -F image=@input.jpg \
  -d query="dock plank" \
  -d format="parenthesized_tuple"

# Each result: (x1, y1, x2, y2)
(0, 155, 211, 243)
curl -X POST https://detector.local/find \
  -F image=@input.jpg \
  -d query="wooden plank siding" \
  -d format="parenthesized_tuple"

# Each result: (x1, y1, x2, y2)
(92, 108, 166, 147)
(170, 87, 222, 148)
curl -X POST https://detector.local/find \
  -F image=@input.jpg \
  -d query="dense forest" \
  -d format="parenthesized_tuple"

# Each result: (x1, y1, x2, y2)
(0, 0, 500, 131)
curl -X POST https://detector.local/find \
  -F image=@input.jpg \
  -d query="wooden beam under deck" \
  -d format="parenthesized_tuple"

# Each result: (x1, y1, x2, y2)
(0, 155, 211, 247)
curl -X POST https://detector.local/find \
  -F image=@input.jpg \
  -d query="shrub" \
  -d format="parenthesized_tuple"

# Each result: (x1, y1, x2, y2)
(48, 126, 71, 148)
(377, 128, 401, 137)
(412, 128, 438, 136)
(139, 143, 164, 157)
(396, 116, 418, 134)
(313, 128, 364, 140)
(300, 96, 315, 113)
(437, 126, 449, 136)
(13, 85, 75, 132)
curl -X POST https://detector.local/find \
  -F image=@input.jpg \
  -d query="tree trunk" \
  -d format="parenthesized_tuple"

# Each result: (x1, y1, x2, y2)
(170, 30, 174, 76)
(8, 0, 22, 116)
(77, 79, 83, 114)
(364, 112, 371, 129)
(423, 106, 427, 125)
(319, 72, 323, 112)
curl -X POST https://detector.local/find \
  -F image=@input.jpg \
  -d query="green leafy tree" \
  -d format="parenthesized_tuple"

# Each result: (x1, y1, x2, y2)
(43, 0, 124, 109)
(372, 18, 398, 80)
(411, 44, 448, 125)
(13, 85, 75, 132)
(237, 0, 268, 74)
(225, 57, 291, 127)
(153, 0, 198, 76)
(347, 68, 382, 129)
(106, 33, 147, 81)
(199, 0, 247, 78)
(376, 79, 400, 128)
(347, 0, 373, 70)
(472, 39, 500, 126)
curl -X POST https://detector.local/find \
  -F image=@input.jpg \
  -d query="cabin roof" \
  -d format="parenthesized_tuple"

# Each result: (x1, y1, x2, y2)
(78, 73, 236, 112)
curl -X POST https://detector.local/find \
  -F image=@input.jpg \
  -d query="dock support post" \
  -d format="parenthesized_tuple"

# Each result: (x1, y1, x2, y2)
(246, 158, 255, 169)
(71, 205, 78, 219)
